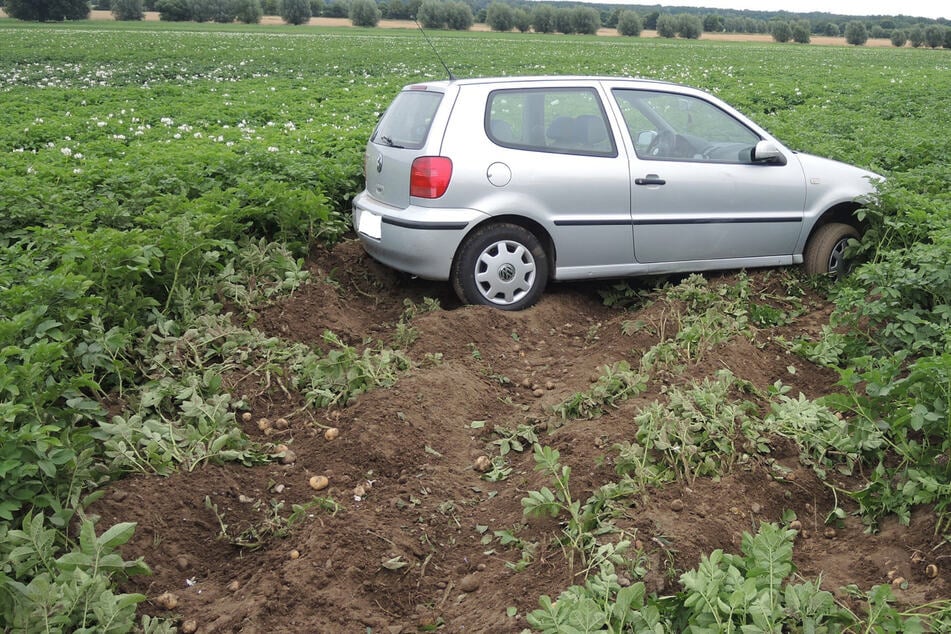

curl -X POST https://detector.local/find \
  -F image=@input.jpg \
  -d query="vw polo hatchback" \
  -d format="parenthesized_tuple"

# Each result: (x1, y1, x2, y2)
(353, 76, 879, 310)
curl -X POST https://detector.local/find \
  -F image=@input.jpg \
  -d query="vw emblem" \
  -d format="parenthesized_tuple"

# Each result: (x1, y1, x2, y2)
(498, 263, 516, 282)
(376, 155, 383, 173)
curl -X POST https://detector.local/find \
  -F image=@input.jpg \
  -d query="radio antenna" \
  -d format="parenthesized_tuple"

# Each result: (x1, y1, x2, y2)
(414, 17, 456, 81)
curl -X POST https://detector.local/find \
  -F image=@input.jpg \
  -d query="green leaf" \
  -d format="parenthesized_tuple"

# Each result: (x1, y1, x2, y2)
(97, 522, 137, 551)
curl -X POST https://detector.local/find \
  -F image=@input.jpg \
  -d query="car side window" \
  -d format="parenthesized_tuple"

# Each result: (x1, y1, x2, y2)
(486, 88, 617, 157)
(613, 89, 760, 163)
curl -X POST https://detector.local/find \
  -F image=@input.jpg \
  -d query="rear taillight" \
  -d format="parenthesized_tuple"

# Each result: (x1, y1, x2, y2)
(410, 156, 453, 199)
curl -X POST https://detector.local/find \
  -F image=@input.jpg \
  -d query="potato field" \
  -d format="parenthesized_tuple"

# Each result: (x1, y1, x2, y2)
(1, 18, 950, 633)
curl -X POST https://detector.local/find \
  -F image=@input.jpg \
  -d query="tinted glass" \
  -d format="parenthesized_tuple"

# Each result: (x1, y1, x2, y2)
(372, 90, 444, 150)
(486, 88, 617, 157)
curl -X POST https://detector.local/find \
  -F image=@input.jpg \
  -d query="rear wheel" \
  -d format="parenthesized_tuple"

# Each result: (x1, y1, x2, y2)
(452, 223, 549, 310)
(803, 222, 860, 280)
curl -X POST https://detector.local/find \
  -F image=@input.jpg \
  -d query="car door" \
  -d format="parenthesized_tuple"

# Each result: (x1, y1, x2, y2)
(611, 88, 806, 265)
(458, 83, 633, 274)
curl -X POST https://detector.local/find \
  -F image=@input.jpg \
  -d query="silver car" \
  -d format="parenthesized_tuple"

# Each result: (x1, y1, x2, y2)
(353, 76, 879, 310)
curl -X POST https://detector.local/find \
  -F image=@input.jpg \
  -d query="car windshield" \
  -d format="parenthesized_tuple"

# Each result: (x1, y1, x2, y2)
(372, 90, 444, 150)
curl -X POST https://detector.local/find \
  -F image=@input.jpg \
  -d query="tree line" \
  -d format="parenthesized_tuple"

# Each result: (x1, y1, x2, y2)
(3, 0, 951, 48)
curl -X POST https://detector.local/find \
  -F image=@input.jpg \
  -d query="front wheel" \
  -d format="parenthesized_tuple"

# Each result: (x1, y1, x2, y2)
(803, 222, 860, 280)
(452, 223, 549, 310)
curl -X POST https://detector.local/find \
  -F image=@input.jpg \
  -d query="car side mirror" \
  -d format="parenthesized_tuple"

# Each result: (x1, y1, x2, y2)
(636, 130, 656, 151)
(751, 140, 787, 165)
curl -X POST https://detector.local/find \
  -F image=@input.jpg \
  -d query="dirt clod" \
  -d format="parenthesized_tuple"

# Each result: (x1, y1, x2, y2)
(459, 574, 481, 593)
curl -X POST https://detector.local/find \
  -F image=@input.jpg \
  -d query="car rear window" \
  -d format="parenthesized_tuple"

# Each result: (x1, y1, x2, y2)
(372, 90, 444, 150)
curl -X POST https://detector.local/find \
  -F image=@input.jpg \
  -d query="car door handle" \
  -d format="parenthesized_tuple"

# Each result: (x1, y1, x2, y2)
(635, 175, 666, 186)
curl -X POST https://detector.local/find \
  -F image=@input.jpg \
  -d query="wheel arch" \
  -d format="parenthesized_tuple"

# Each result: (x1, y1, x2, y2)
(453, 215, 556, 280)
(808, 201, 866, 241)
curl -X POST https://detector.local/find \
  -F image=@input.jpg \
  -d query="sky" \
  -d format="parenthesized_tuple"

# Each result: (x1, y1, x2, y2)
(599, 1, 947, 20)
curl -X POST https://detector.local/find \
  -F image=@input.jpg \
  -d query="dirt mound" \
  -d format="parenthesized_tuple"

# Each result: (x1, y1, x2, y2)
(90, 240, 948, 632)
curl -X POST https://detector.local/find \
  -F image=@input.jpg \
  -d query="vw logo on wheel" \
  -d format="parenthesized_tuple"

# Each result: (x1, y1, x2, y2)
(498, 262, 516, 282)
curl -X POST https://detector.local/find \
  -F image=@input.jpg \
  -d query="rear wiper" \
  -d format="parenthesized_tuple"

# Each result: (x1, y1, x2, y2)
(379, 135, 404, 149)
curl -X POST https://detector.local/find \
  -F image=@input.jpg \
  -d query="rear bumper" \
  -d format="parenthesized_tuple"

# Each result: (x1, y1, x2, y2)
(352, 191, 488, 281)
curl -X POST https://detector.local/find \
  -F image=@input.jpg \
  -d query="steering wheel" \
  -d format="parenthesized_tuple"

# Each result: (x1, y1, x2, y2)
(647, 130, 676, 157)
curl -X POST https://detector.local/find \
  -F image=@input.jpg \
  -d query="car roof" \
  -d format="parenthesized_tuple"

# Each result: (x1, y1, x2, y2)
(404, 75, 686, 91)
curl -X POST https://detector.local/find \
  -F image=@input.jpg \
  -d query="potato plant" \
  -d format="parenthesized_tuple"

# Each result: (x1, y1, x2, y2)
(0, 18, 949, 631)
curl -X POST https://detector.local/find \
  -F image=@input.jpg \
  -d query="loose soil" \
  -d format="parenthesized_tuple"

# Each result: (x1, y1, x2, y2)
(89, 240, 949, 633)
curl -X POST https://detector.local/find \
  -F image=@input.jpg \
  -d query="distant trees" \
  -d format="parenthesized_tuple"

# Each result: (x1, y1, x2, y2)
(212, 0, 240, 22)
(415, 0, 470, 30)
(5, 0, 90, 20)
(234, 0, 262, 22)
(190, 0, 213, 21)
(656, 14, 677, 38)
(924, 24, 945, 48)
(193, 0, 236, 22)
(112, 0, 144, 20)
(571, 6, 600, 35)
(845, 21, 868, 46)
(702, 14, 723, 33)
(553, 8, 572, 34)
(349, 0, 378, 27)
(791, 20, 810, 44)
(655, 13, 700, 39)
(770, 20, 791, 43)
(531, 4, 555, 33)
(156, 0, 190, 20)
(616, 10, 642, 37)
(416, 0, 443, 28)
(677, 14, 702, 39)
(446, 2, 473, 30)
(512, 8, 529, 33)
(281, 0, 311, 24)
(23, 0, 945, 45)
(485, 2, 514, 32)
(541, 6, 598, 35)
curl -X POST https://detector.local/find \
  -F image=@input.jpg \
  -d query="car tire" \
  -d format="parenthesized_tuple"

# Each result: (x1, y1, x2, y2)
(452, 223, 549, 310)
(803, 222, 860, 280)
